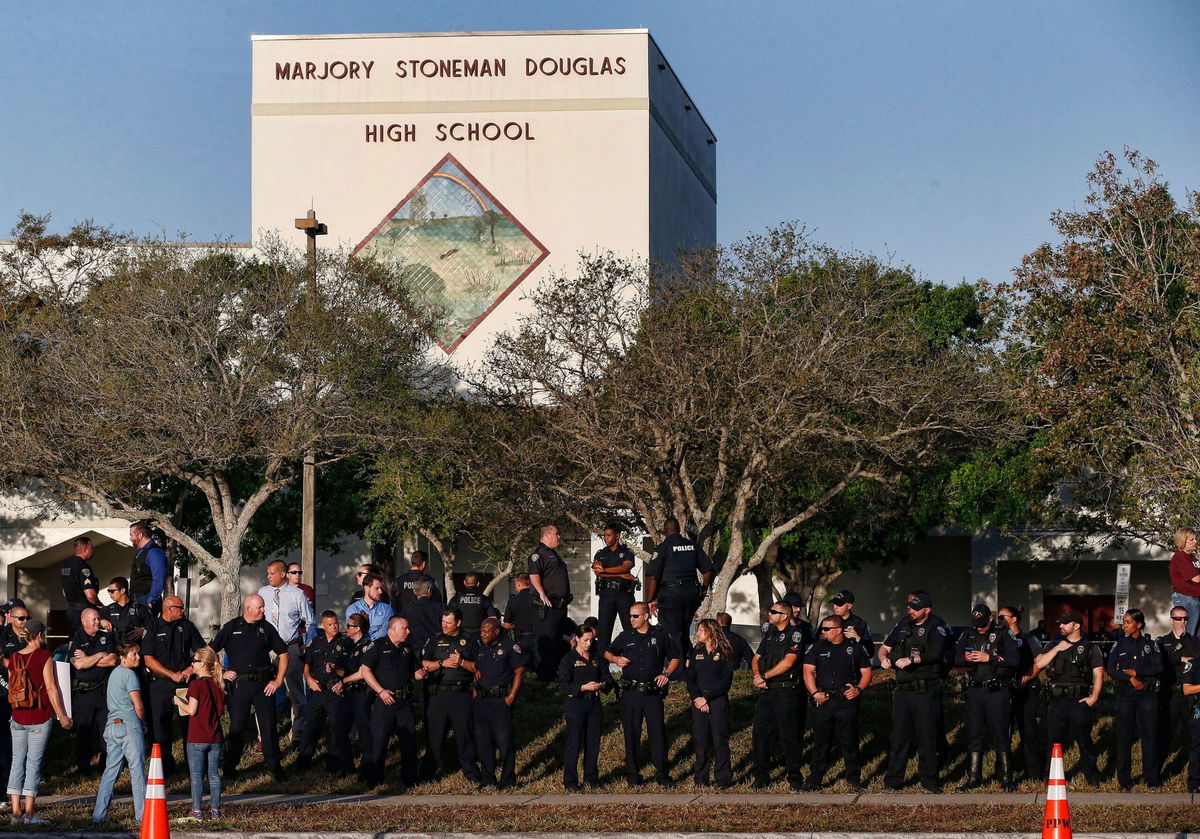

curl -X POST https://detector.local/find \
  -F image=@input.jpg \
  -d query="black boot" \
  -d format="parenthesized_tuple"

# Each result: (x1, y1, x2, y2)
(996, 751, 1015, 792)
(958, 751, 984, 791)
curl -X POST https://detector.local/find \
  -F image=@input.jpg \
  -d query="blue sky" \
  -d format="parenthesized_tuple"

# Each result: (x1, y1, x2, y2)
(2, 1, 1197, 287)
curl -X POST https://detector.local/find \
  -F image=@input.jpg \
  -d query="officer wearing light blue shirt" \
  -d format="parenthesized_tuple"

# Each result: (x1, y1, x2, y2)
(346, 573, 394, 641)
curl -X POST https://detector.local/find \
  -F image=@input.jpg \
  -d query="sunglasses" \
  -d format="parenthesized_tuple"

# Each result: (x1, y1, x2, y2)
(106, 588, 121, 595)
(287, 570, 302, 575)
(1173, 615, 1189, 621)
(819, 626, 837, 632)
(905, 602, 922, 609)
(769, 609, 789, 616)
(10, 616, 28, 621)
(629, 612, 646, 618)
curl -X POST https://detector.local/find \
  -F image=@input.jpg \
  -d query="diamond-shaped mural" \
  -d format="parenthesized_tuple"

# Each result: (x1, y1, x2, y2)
(354, 154, 549, 351)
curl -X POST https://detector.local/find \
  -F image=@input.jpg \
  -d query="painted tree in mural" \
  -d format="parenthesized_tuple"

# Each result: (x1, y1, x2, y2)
(1000, 149, 1200, 545)
(0, 215, 437, 622)
(481, 224, 1013, 615)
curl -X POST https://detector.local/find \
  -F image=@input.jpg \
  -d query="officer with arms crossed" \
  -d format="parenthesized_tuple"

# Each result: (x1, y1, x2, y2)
(1032, 610, 1103, 786)
(645, 518, 713, 666)
(141, 595, 205, 778)
(605, 600, 681, 787)
(802, 614, 872, 791)
(361, 616, 425, 788)
(954, 603, 1019, 791)
(592, 525, 638, 651)
(751, 600, 806, 789)
(878, 591, 951, 793)
(69, 607, 117, 776)
(468, 617, 527, 789)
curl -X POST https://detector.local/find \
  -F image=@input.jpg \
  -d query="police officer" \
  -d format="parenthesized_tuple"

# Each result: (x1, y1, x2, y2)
(503, 573, 538, 660)
(1179, 652, 1200, 791)
(685, 618, 735, 788)
(1106, 607, 1163, 789)
(528, 525, 572, 680)
(878, 591, 951, 793)
(389, 551, 442, 610)
(829, 589, 873, 658)
(645, 518, 713, 665)
(1156, 605, 1199, 776)
(401, 579, 443, 659)
(207, 594, 289, 779)
(1032, 610, 1103, 786)
(955, 603, 1019, 790)
(593, 525, 638, 651)
(361, 616, 425, 787)
(750, 600, 806, 789)
(558, 624, 613, 790)
(297, 610, 353, 773)
(605, 600, 680, 786)
(469, 617, 527, 789)
(101, 577, 152, 643)
(448, 572, 499, 638)
(141, 595, 205, 777)
(420, 608, 482, 784)
(69, 607, 116, 775)
(128, 522, 167, 613)
(802, 614, 872, 790)
(61, 536, 101, 631)
(337, 612, 374, 777)
(715, 612, 753, 669)
(782, 592, 817, 647)
(997, 605, 1044, 782)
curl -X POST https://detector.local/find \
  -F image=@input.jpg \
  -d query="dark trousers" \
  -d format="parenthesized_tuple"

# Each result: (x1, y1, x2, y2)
(597, 590, 634, 652)
(365, 698, 417, 787)
(1012, 684, 1044, 776)
(884, 682, 942, 787)
(809, 697, 861, 782)
(533, 606, 568, 680)
(73, 686, 108, 773)
(965, 684, 1012, 754)
(425, 689, 479, 782)
(656, 587, 701, 666)
(297, 687, 348, 767)
(1046, 697, 1099, 783)
(1160, 690, 1189, 766)
(146, 678, 185, 775)
(752, 686, 804, 784)
(1115, 689, 1160, 786)
(1187, 705, 1200, 789)
(473, 696, 516, 786)
(224, 681, 280, 774)
(0, 700, 11, 787)
(620, 691, 667, 780)
(563, 696, 602, 787)
(336, 691, 372, 773)
(691, 694, 731, 785)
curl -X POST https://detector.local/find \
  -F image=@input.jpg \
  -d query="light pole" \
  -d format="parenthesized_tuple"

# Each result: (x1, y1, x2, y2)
(294, 209, 327, 588)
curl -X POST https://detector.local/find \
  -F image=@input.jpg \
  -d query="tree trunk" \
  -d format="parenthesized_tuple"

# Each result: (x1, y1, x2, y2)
(753, 540, 781, 623)
(213, 552, 243, 626)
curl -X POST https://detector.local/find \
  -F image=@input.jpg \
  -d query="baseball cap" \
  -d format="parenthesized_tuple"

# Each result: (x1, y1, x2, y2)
(1058, 610, 1083, 626)
(970, 603, 992, 627)
(23, 618, 46, 637)
(782, 592, 805, 609)
(0, 598, 26, 613)
(830, 589, 855, 606)
(906, 592, 932, 610)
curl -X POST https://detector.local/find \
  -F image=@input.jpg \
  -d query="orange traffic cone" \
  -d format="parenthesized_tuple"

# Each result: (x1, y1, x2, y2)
(1042, 742, 1072, 839)
(140, 744, 170, 839)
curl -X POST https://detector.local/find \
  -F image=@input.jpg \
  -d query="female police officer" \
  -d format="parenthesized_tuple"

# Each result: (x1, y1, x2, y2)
(1106, 608, 1164, 789)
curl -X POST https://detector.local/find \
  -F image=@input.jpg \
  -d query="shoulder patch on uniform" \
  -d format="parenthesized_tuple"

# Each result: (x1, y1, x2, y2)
(792, 631, 802, 643)
(936, 625, 948, 636)
(363, 642, 374, 652)
(530, 552, 540, 562)
(1186, 661, 1194, 673)
(761, 622, 770, 633)
(513, 644, 522, 653)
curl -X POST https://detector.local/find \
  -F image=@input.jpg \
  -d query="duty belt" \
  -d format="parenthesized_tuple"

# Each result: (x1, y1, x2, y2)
(429, 681, 472, 694)
(895, 677, 940, 694)
(343, 682, 369, 695)
(379, 685, 413, 701)
(596, 578, 637, 594)
(619, 678, 668, 696)
(967, 677, 1012, 691)
(1048, 683, 1088, 700)
(71, 680, 106, 694)
(236, 667, 276, 683)
(660, 578, 699, 589)
(1118, 676, 1159, 693)
(475, 683, 511, 698)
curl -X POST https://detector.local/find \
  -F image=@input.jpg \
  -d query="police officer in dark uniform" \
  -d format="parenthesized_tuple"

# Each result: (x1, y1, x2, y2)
(389, 551, 442, 611)
(503, 572, 538, 653)
(468, 617, 527, 789)
(878, 591, 951, 793)
(361, 615, 425, 787)
(750, 600, 806, 789)
(207, 594, 289, 779)
(955, 603, 1019, 790)
(1106, 607, 1163, 789)
(1156, 604, 1199, 776)
(605, 600, 681, 786)
(802, 614, 873, 790)
(783, 592, 817, 647)
(101, 577, 152, 643)
(401, 580, 443, 659)
(715, 612, 753, 669)
(645, 518, 713, 665)
(448, 572, 500, 638)
(1032, 610, 1103, 786)
(69, 607, 116, 775)
(829, 589, 873, 658)
(593, 525, 638, 651)
(141, 594, 205, 777)
(1179, 654, 1200, 791)
(420, 608, 482, 784)
(558, 624, 613, 790)
(297, 610, 353, 772)
(61, 536, 101, 631)
(997, 605, 1044, 782)
(337, 612, 374, 777)
(528, 524, 573, 680)
(685, 618, 735, 788)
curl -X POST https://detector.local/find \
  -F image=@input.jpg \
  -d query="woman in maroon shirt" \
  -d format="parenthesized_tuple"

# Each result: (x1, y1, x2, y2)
(1170, 527, 1200, 637)
(7, 619, 72, 825)
(173, 647, 225, 820)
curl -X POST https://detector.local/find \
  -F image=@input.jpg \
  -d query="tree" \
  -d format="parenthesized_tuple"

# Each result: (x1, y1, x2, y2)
(480, 225, 1012, 616)
(1000, 150, 1200, 545)
(0, 216, 436, 622)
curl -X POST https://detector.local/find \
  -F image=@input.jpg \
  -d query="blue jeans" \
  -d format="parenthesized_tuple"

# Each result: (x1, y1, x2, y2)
(92, 721, 146, 823)
(186, 742, 222, 812)
(7, 720, 51, 797)
(1173, 593, 1200, 638)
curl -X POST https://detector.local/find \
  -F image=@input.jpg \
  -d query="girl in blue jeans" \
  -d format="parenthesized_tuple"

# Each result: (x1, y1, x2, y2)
(174, 648, 226, 820)
(92, 643, 147, 824)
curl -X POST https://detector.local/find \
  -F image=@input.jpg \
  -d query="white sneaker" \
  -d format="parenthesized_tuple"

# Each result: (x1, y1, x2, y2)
(10, 815, 25, 825)
(24, 815, 48, 825)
